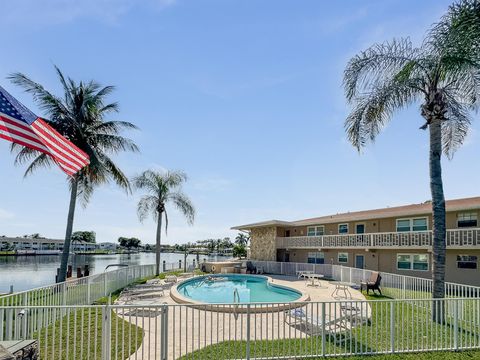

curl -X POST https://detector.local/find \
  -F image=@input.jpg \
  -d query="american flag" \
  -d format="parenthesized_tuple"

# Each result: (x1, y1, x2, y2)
(0, 86, 89, 176)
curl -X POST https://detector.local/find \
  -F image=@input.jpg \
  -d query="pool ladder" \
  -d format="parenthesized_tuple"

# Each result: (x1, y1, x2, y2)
(233, 288, 240, 320)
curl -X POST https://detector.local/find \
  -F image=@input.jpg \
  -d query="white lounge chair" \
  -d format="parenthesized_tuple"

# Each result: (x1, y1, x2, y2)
(285, 308, 349, 336)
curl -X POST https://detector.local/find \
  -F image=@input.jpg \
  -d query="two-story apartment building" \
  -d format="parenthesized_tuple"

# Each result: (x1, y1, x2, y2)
(232, 196, 480, 286)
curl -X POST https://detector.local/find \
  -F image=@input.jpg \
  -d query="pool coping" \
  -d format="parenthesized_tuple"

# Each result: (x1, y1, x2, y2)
(169, 274, 310, 313)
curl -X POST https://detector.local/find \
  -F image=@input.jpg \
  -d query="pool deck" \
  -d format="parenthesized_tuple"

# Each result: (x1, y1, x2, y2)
(120, 275, 369, 359)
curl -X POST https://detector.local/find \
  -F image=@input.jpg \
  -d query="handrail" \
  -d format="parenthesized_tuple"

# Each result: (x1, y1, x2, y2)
(233, 288, 240, 320)
(233, 288, 240, 303)
(276, 227, 480, 248)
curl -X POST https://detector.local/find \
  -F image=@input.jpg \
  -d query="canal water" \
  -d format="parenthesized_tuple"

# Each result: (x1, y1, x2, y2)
(0, 252, 231, 292)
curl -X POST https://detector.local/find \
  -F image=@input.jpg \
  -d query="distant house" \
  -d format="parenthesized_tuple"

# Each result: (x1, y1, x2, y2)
(233, 196, 480, 286)
(98, 242, 118, 251)
(71, 240, 97, 252)
(1, 237, 64, 252)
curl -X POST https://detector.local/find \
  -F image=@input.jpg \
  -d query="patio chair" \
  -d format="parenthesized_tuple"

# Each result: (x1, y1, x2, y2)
(246, 261, 256, 274)
(360, 272, 382, 295)
(256, 266, 264, 274)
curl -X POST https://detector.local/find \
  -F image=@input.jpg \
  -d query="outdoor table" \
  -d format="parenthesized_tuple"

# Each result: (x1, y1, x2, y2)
(305, 273, 325, 288)
(330, 281, 355, 299)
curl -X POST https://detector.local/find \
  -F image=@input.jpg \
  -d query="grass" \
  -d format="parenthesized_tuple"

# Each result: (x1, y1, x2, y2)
(35, 307, 144, 360)
(178, 293, 480, 359)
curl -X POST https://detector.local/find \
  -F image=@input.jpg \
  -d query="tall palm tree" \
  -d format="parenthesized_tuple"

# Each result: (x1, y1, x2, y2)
(9, 67, 139, 282)
(343, 0, 480, 311)
(133, 169, 195, 275)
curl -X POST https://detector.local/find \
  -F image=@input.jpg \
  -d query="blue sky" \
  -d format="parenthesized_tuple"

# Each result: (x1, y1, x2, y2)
(0, 0, 478, 244)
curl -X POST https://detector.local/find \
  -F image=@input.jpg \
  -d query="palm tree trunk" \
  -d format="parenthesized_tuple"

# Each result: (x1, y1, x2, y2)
(429, 115, 446, 323)
(155, 212, 163, 276)
(57, 176, 78, 283)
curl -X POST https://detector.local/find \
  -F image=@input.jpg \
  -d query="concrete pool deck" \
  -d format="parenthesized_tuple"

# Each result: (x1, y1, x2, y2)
(120, 275, 369, 359)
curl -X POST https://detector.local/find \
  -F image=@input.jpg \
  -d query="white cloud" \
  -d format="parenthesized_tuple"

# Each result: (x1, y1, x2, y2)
(1, 0, 177, 26)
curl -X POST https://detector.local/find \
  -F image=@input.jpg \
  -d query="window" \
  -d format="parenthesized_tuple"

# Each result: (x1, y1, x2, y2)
(396, 254, 429, 271)
(338, 252, 348, 263)
(307, 226, 325, 236)
(413, 254, 429, 270)
(396, 219, 411, 232)
(412, 218, 428, 231)
(307, 252, 324, 264)
(338, 224, 348, 234)
(457, 255, 477, 269)
(458, 213, 478, 228)
(396, 218, 428, 232)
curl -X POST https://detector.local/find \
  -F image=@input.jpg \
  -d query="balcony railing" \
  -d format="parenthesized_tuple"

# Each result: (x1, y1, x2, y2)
(276, 228, 480, 249)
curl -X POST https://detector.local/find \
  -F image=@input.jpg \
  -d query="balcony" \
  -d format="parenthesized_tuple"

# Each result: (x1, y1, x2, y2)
(276, 228, 480, 249)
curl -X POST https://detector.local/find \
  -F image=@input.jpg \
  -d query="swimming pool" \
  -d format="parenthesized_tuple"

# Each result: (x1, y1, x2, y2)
(175, 274, 302, 304)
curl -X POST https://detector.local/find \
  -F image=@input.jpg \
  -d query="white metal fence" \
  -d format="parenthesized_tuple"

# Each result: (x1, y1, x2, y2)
(0, 261, 193, 307)
(1, 297, 480, 359)
(250, 260, 480, 300)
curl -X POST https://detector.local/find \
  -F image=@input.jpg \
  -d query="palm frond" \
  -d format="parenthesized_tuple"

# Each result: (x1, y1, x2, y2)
(23, 153, 53, 177)
(137, 195, 158, 222)
(345, 78, 422, 150)
(343, 38, 426, 102)
(169, 191, 195, 225)
(92, 120, 139, 134)
(442, 92, 472, 158)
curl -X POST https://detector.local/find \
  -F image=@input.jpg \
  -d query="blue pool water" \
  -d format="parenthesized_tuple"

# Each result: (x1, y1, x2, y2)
(177, 274, 302, 303)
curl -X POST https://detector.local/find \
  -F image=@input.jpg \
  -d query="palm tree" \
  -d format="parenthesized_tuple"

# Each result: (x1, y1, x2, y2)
(235, 232, 249, 247)
(343, 0, 480, 312)
(133, 169, 195, 275)
(9, 66, 139, 282)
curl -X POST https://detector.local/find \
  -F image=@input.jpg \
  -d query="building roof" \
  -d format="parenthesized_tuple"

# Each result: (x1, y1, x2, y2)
(231, 196, 480, 230)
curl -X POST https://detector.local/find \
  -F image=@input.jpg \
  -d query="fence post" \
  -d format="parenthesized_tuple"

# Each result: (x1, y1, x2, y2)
(280, 262, 284, 275)
(104, 273, 108, 297)
(160, 303, 169, 360)
(321, 302, 326, 356)
(349, 267, 352, 283)
(246, 304, 251, 360)
(87, 276, 92, 305)
(5, 308, 12, 340)
(402, 277, 406, 299)
(390, 302, 395, 353)
(102, 303, 112, 360)
(454, 299, 459, 350)
(62, 282, 67, 306)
